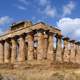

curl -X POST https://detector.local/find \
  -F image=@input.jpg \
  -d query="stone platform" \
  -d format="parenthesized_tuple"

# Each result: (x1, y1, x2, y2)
(0, 60, 79, 70)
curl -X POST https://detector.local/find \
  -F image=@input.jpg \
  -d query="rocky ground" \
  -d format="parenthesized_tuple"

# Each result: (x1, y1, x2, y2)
(0, 66, 80, 80)
(0, 61, 80, 80)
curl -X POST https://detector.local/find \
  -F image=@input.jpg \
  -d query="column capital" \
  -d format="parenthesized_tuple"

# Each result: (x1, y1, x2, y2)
(75, 41, 80, 45)
(5, 38, 11, 42)
(48, 32, 55, 38)
(55, 34, 63, 39)
(19, 33, 26, 37)
(37, 29, 44, 33)
(63, 37, 69, 41)
(69, 40, 75, 43)
(27, 31, 34, 36)
(44, 32, 48, 39)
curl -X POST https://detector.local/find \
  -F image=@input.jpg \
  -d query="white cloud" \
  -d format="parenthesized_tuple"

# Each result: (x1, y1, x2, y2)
(0, 16, 13, 34)
(19, 0, 28, 5)
(39, 0, 49, 6)
(17, 5, 26, 10)
(0, 16, 12, 25)
(14, 0, 28, 11)
(43, 5, 57, 18)
(57, 18, 80, 40)
(62, 1, 75, 17)
(38, 0, 57, 18)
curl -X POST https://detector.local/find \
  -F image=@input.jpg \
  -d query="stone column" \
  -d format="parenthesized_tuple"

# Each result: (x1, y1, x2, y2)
(56, 34, 62, 63)
(4, 39, 10, 63)
(17, 35, 26, 62)
(27, 32, 34, 60)
(63, 37, 70, 63)
(47, 32, 54, 61)
(69, 40, 76, 63)
(11, 38, 17, 63)
(77, 43, 80, 64)
(0, 41, 4, 64)
(75, 42, 80, 64)
(43, 31, 48, 59)
(37, 29, 44, 60)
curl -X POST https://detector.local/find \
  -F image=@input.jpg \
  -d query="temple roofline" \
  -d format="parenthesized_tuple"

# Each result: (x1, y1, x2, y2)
(0, 21, 61, 40)
(34, 22, 61, 31)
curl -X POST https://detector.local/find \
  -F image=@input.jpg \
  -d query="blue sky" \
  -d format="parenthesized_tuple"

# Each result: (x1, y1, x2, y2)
(0, 0, 80, 40)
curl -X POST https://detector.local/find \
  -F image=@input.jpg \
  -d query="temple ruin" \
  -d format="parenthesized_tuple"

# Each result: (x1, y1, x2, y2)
(0, 21, 80, 65)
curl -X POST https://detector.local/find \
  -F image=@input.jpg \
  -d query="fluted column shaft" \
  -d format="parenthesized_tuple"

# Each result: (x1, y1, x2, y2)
(18, 35, 26, 62)
(0, 41, 4, 63)
(47, 32, 54, 61)
(70, 41, 76, 63)
(27, 32, 34, 60)
(11, 38, 17, 63)
(63, 38, 69, 62)
(78, 45, 80, 64)
(4, 40, 10, 63)
(75, 43, 80, 64)
(56, 35, 62, 63)
(43, 33, 48, 59)
(37, 30, 44, 60)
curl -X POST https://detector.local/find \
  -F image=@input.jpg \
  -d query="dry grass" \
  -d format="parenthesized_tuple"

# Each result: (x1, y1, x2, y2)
(0, 67, 80, 80)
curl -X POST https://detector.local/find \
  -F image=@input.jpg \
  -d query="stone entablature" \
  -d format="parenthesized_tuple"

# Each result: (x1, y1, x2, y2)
(0, 21, 79, 65)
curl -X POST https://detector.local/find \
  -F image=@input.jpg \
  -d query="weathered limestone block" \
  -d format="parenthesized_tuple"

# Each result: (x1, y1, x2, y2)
(0, 41, 4, 63)
(69, 40, 76, 63)
(17, 35, 26, 62)
(27, 32, 34, 60)
(43, 32, 48, 59)
(47, 32, 54, 61)
(11, 38, 17, 63)
(37, 30, 44, 60)
(4, 40, 10, 63)
(63, 37, 70, 63)
(56, 34, 63, 63)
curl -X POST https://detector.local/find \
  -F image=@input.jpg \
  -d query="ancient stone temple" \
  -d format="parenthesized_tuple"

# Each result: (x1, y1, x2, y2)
(0, 21, 80, 65)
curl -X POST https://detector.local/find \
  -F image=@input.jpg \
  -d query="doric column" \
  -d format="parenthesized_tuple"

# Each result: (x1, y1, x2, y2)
(75, 42, 80, 64)
(37, 29, 44, 60)
(11, 38, 17, 63)
(56, 34, 62, 63)
(69, 40, 76, 63)
(0, 41, 4, 64)
(63, 37, 70, 63)
(47, 32, 54, 61)
(34, 34, 38, 60)
(4, 39, 10, 63)
(27, 32, 34, 60)
(17, 35, 26, 62)
(77, 43, 80, 64)
(43, 31, 48, 59)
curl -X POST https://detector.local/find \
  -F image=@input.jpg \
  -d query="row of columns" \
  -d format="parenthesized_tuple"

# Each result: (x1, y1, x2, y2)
(0, 29, 80, 64)
(63, 39, 80, 64)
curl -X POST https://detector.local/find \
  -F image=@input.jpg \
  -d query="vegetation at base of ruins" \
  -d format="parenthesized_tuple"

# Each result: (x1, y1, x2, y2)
(0, 68, 80, 80)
